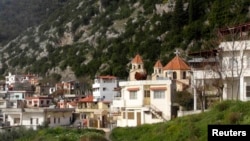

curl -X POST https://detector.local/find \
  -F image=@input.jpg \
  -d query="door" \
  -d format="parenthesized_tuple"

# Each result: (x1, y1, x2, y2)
(137, 112, 141, 125)
(143, 90, 150, 105)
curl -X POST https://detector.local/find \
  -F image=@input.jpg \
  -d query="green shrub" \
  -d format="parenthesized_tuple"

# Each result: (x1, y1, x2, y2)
(227, 112, 242, 124)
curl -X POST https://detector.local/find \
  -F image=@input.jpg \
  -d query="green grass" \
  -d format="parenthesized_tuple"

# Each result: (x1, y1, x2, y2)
(110, 100, 250, 141)
(9, 127, 107, 141)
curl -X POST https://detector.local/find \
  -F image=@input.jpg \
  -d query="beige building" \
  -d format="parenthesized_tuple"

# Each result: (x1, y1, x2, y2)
(75, 95, 110, 128)
(152, 54, 191, 91)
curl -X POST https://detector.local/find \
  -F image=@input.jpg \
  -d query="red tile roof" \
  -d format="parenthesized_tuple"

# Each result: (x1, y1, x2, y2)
(163, 55, 190, 70)
(98, 75, 116, 79)
(154, 60, 163, 68)
(79, 95, 93, 102)
(132, 54, 143, 63)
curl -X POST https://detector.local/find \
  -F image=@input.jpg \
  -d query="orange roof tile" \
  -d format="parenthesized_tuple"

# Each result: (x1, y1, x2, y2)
(132, 54, 143, 63)
(98, 75, 116, 79)
(79, 95, 93, 102)
(154, 60, 163, 68)
(163, 55, 190, 70)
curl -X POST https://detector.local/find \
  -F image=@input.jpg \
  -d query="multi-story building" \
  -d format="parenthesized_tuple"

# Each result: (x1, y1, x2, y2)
(1, 95, 74, 130)
(92, 75, 118, 102)
(75, 95, 110, 128)
(111, 53, 191, 127)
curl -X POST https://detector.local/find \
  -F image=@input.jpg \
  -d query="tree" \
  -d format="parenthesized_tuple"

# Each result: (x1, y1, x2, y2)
(216, 23, 250, 100)
(188, 48, 222, 112)
(171, 0, 187, 32)
(174, 90, 193, 110)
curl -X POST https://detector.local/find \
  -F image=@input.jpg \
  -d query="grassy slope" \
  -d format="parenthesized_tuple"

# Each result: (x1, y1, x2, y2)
(15, 127, 107, 141)
(110, 100, 250, 141)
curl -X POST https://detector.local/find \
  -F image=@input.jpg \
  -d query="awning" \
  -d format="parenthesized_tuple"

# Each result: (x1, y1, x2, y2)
(150, 87, 167, 90)
(127, 87, 139, 91)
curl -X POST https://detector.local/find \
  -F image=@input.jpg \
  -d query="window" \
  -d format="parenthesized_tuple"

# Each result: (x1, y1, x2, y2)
(58, 118, 60, 123)
(153, 91, 165, 99)
(229, 58, 238, 68)
(36, 118, 39, 124)
(129, 91, 137, 99)
(47, 117, 50, 124)
(159, 69, 161, 73)
(41, 100, 44, 104)
(246, 86, 250, 97)
(54, 117, 56, 123)
(247, 58, 250, 68)
(47, 100, 50, 104)
(30, 118, 33, 124)
(173, 72, 177, 79)
(14, 118, 20, 124)
(183, 71, 186, 79)
(127, 112, 134, 119)
(123, 112, 126, 119)
(144, 90, 150, 98)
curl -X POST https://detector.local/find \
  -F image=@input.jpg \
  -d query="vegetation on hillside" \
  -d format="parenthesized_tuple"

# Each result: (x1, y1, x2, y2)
(0, 126, 107, 141)
(1, 100, 250, 141)
(0, 0, 68, 44)
(110, 100, 250, 141)
(0, 0, 250, 84)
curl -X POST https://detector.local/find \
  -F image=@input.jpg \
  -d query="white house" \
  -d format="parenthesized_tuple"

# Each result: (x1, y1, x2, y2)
(112, 80, 172, 127)
(187, 31, 250, 111)
(219, 40, 250, 101)
(188, 49, 221, 111)
(1, 108, 74, 130)
(111, 53, 190, 127)
(92, 75, 118, 102)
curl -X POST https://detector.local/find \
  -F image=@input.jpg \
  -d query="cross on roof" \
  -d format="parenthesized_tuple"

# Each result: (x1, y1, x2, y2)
(174, 49, 180, 56)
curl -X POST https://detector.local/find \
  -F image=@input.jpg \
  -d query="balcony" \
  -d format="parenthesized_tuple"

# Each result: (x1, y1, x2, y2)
(192, 70, 220, 79)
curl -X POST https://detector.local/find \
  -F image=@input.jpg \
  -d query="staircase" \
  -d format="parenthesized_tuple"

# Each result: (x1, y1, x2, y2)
(149, 105, 167, 121)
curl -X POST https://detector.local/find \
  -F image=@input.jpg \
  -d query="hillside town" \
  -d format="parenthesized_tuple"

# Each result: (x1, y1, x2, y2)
(0, 22, 250, 132)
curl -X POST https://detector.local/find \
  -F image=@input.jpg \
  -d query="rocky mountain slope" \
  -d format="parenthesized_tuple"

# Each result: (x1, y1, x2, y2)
(0, 0, 249, 82)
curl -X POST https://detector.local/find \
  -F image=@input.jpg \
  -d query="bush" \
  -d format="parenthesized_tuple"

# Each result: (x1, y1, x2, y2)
(227, 112, 242, 124)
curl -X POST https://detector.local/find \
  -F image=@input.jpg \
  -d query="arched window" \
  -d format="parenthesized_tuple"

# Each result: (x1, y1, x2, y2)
(173, 72, 177, 79)
(183, 71, 186, 79)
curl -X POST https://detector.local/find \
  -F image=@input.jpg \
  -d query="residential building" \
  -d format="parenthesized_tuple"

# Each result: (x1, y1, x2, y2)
(75, 95, 110, 128)
(219, 40, 250, 101)
(1, 107, 74, 130)
(188, 49, 221, 111)
(111, 53, 192, 127)
(92, 75, 118, 102)
(25, 96, 53, 108)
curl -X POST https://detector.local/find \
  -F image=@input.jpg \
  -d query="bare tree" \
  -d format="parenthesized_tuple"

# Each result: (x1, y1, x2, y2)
(188, 49, 220, 112)
(216, 23, 250, 100)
